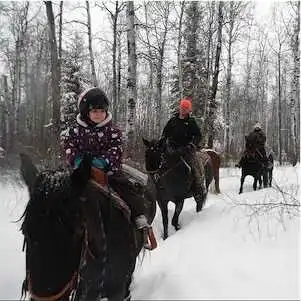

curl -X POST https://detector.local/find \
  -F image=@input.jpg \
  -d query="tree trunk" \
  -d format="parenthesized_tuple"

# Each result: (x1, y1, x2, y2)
(290, 1, 300, 165)
(155, 2, 170, 136)
(58, 1, 63, 73)
(126, 1, 137, 158)
(116, 31, 122, 123)
(208, 1, 224, 148)
(86, 1, 97, 87)
(45, 1, 61, 159)
(112, 2, 119, 122)
(204, 1, 215, 123)
(225, 2, 234, 155)
(1, 75, 8, 149)
(278, 47, 282, 165)
(177, 1, 185, 99)
(143, 3, 154, 137)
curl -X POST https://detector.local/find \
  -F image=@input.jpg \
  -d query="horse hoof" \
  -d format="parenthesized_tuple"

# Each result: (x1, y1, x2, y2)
(174, 224, 181, 231)
(163, 234, 168, 240)
(172, 221, 181, 231)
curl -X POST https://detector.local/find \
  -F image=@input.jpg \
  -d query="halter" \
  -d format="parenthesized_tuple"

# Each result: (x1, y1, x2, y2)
(26, 272, 78, 301)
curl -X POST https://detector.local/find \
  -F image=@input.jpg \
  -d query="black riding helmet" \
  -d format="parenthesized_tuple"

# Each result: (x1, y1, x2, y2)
(78, 87, 109, 119)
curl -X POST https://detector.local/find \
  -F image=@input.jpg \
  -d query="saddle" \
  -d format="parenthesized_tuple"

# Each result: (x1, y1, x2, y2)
(91, 167, 157, 250)
(91, 167, 131, 221)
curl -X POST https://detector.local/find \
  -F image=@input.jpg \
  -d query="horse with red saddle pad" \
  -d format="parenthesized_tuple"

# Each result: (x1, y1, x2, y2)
(19, 154, 156, 301)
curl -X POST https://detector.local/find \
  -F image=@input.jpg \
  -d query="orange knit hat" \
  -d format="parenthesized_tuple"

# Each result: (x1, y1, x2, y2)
(179, 98, 192, 111)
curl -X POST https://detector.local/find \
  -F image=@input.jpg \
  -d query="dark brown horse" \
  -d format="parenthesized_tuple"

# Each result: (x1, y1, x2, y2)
(143, 138, 212, 239)
(238, 149, 268, 194)
(19, 154, 156, 301)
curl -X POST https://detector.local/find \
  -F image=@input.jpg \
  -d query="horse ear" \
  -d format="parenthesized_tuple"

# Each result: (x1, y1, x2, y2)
(20, 153, 39, 190)
(71, 154, 92, 191)
(142, 137, 150, 147)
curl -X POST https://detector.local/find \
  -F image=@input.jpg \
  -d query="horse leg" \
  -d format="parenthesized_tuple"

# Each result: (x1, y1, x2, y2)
(214, 168, 221, 194)
(195, 193, 205, 212)
(253, 176, 258, 191)
(268, 169, 273, 187)
(239, 174, 245, 194)
(159, 202, 169, 240)
(258, 174, 262, 189)
(262, 170, 268, 188)
(171, 200, 184, 231)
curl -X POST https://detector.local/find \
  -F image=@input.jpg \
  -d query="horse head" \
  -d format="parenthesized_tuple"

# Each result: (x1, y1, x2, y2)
(20, 153, 91, 301)
(20, 153, 142, 301)
(142, 138, 165, 173)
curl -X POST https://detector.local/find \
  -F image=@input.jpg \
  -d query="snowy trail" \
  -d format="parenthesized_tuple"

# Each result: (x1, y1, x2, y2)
(0, 166, 299, 300)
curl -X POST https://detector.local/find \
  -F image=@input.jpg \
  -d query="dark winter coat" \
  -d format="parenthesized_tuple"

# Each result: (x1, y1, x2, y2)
(61, 112, 123, 173)
(246, 128, 266, 150)
(161, 113, 202, 148)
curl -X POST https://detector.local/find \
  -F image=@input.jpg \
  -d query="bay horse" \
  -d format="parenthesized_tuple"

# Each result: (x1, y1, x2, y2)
(198, 148, 221, 193)
(19, 153, 156, 301)
(143, 138, 211, 239)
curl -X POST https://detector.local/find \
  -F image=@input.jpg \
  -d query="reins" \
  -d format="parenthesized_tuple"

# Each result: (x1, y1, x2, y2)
(147, 157, 190, 181)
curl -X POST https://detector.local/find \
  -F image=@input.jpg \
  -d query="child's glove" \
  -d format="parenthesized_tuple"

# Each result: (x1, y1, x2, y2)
(91, 157, 109, 171)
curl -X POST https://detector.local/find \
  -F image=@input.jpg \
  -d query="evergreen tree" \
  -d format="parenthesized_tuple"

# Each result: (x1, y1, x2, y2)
(60, 33, 92, 131)
(60, 58, 82, 130)
(169, 2, 207, 136)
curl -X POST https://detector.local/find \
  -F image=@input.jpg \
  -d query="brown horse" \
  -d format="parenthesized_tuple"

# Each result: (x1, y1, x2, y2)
(198, 149, 221, 193)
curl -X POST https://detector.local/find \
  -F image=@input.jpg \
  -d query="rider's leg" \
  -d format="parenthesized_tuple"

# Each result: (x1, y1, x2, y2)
(184, 152, 207, 199)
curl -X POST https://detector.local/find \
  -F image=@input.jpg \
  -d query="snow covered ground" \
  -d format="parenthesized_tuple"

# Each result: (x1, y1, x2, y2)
(0, 165, 299, 300)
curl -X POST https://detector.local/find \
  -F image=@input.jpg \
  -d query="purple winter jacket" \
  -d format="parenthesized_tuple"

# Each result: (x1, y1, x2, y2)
(61, 112, 123, 173)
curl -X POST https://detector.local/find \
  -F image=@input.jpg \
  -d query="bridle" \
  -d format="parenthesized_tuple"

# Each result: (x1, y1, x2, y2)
(147, 157, 190, 183)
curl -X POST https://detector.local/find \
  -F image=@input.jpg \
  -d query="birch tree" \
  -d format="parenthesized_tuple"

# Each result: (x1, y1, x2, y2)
(289, 1, 300, 165)
(86, 1, 97, 87)
(207, 1, 224, 148)
(126, 1, 137, 157)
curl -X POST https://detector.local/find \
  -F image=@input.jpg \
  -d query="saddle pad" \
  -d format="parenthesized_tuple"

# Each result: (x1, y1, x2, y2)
(91, 167, 107, 186)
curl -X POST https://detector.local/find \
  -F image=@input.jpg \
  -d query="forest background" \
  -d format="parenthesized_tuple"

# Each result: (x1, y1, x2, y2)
(0, 0, 299, 169)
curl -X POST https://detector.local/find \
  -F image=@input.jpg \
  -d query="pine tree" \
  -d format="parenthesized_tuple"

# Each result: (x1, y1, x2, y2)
(60, 58, 82, 130)
(170, 2, 207, 139)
